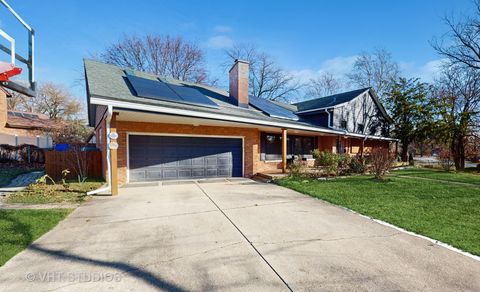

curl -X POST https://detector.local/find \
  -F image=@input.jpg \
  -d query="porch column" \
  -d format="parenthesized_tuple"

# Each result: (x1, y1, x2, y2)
(110, 113, 119, 196)
(282, 129, 287, 173)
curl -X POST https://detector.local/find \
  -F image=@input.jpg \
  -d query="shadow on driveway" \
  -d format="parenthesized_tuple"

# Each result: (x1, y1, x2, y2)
(29, 244, 186, 291)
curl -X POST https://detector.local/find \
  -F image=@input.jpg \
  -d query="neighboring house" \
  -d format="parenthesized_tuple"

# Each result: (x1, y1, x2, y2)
(0, 87, 54, 148)
(84, 59, 397, 191)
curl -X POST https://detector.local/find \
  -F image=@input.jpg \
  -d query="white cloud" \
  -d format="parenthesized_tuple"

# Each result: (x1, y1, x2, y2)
(205, 35, 234, 49)
(214, 25, 232, 33)
(400, 59, 447, 82)
(292, 56, 447, 85)
(290, 55, 358, 83)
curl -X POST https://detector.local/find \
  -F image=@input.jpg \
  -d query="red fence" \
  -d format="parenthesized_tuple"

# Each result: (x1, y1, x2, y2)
(45, 150, 103, 181)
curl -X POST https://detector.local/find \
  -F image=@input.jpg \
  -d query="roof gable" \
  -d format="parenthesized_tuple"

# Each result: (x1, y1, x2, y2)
(293, 87, 393, 123)
(294, 88, 370, 112)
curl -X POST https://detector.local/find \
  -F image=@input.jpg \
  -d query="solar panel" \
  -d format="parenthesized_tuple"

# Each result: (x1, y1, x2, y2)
(167, 83, 219, 108)
(125, 73, 219, 109)
(249, 95, 299, 121)
(126, 75, 180, 103)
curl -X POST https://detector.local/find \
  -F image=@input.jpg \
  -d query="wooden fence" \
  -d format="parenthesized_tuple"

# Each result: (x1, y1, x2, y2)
(45, 150, 103, 181)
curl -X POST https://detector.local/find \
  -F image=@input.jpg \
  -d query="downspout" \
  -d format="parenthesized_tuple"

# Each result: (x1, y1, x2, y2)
(324, 109, 333, 129)
(87, 105, 113, 195)
(324, 108, 347, 134)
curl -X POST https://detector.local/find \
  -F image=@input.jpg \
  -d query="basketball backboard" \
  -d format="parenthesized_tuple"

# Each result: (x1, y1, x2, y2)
(0, 0, 35, 96)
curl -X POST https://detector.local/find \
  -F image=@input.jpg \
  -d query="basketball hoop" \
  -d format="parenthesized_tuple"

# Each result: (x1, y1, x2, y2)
(0, 61, 22, 82)
(0, 0, 35, 96)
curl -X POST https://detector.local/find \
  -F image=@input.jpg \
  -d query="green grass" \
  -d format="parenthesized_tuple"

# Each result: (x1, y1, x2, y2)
(0, 209, 72, 266)
(276, 173, 480, 255)
(4, 180, 104, 204)
(392, 167, 480, 185)
(0, 168, 39, 187)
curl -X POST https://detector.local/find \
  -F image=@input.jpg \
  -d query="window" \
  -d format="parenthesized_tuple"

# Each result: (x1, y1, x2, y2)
(357, 123, 364, 133)
(261, 133, 315, 160)
(263, 134, 282, 160)
(340, 120, 347, 129)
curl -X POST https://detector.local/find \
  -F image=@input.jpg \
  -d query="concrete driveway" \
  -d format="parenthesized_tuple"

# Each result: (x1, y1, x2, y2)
(0, 179, 479, 291)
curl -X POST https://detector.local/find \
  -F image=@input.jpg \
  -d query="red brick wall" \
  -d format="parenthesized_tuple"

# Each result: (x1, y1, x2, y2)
(106, 117, 392, 184)
(114, 121, 270, 184)
(319, 136, 336, 153)
(0, 89, 7, 129)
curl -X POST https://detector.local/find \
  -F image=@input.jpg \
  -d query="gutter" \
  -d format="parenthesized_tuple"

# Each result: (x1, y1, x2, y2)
(87, 105, 113, 195)
(90, 96, 398, 141)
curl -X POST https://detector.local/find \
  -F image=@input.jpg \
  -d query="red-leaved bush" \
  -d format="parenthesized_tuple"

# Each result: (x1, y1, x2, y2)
(438, 149, 453, 171)
(369, 148, 394, 179)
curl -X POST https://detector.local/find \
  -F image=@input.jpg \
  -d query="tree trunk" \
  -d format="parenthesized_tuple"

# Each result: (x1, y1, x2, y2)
(457, 135, 466, 170)
(401, 147, 408, 162)
(451, 134, 466, 171)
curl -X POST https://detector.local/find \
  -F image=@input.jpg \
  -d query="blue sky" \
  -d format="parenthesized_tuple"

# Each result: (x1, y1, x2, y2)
(0, 0, 474, 102)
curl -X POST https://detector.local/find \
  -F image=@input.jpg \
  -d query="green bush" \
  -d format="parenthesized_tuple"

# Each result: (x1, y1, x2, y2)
(311, 149, 321, 159)
(348, 156, 366, 174)
(337, 154, 351, 175)
(288, 158, 306, 177)
(314, 151, 341, 175)
(408, 152, 415, 166)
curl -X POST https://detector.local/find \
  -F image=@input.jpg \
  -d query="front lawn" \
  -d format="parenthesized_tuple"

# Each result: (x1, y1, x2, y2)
(392, 167, 480, 185)
(0, 209, 72, 266)
(4, 180, 104, 204)
(277, 173, 480, 256)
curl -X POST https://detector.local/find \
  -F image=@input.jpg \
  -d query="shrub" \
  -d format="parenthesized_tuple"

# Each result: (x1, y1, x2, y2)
(0, 144, 16, 162)
(288, 157, 306, 177)
(348, 156, 366, 174)
(0, 144, 45, 163)
(337, 154, 351, 176)
(17, 144, 45, 164)
(311, 149, 321, 159)
(315, 151, 341, 175)
(408, 152, 415, 166)
(439, 150, 454, 171)
(369, 148, 394, 179)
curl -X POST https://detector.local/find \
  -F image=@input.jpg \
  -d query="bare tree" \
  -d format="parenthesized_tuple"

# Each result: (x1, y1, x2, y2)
(432, 1, 480, 70)
(6, 89, 36, 112)
(224, 43, 303, 101)
(100, 34, 212, 84)
(433, 63, 480, 170)
(306, 72, 343, 98)
(347, 48, 399, 102)
(36, 82, 82, 120)
(49, 120, 93, 182)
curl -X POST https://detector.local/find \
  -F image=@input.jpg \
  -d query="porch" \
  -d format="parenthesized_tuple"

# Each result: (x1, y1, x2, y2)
(259, 129, 394, 175)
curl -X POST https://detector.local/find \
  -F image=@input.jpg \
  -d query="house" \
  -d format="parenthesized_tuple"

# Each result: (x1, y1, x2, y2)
(0, 87, 54, 148)
(84, 59, 396, 194)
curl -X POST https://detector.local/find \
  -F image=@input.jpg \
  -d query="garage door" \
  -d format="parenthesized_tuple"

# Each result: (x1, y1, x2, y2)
(128, 135, 243, 182)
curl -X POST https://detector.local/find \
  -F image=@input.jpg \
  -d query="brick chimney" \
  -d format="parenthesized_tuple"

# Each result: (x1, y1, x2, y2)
(229, 59, 249, 108)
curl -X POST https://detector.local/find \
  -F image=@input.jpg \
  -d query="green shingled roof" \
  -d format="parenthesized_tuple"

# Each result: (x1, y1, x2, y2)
(84, 59, 393, 132)
(84, 59, 319, 129)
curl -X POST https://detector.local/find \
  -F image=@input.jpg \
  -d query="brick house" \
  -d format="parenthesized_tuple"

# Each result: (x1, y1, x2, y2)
(0, 87, 54, 148)
(84, 59, 396, 194)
